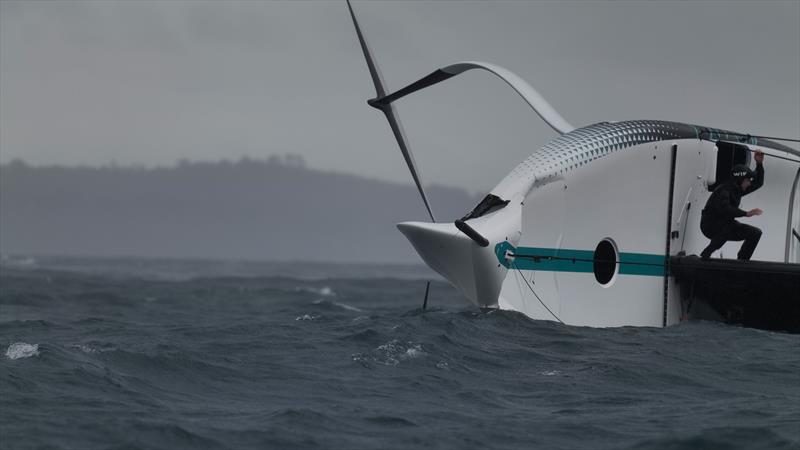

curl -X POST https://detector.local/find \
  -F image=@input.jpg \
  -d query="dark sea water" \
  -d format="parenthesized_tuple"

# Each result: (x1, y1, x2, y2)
(1, 256, 798, 450)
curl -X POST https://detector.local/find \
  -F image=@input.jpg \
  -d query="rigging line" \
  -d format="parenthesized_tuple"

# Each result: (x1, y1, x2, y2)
(742, 150, 800, 165)
(679, 202, 692, 253)
(510, 263, 531, 318)
(698, 128, 800, 163)
(698, 130, 800, 164)
(508, 253, 666, 268)
(749, 135, 800, 143)
(697, 129, 800, 143)
(511, 261, 564, 324)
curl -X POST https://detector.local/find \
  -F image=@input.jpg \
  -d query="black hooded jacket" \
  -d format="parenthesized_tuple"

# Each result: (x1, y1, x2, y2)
(701, 162, 764, 235)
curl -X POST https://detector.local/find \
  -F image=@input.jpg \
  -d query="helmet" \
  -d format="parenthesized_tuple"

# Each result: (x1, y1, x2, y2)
(731, 164, 755, 182)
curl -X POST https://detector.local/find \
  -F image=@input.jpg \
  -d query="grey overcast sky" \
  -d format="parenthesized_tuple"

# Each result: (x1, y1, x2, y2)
(1, 0, 798, 193)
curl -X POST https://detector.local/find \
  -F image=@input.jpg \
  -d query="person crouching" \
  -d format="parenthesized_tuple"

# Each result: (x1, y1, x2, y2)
(700, 151, 765, 260)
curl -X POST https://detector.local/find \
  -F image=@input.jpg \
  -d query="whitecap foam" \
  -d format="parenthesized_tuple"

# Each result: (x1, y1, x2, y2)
(367, 340, 426, 366)
(5, 342, 39, 360)
(332, 301, 362, 312)
(311, 299, 362, 312)
(69, 344, 115, 354)
(295, 314, 320, 321)
(299, 286, 337, 297)
(402, 345, 425, 359)
(69, 344, 99, 354)
(74, 344, 97, 354)
(0, 255, 38, 269)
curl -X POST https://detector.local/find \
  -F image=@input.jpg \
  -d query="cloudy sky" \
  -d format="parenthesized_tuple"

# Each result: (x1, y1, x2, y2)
(1, 0, 798, 192)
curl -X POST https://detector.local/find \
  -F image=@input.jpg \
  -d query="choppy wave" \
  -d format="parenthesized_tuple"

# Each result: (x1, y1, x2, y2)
(1, 262, 798, 450)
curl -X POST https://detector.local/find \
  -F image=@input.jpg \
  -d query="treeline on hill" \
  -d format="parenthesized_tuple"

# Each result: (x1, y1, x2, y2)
(0, 157, 480, 263)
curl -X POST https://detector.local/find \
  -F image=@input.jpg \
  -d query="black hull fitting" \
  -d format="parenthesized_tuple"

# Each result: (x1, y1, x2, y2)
(670, 256, 800, 333)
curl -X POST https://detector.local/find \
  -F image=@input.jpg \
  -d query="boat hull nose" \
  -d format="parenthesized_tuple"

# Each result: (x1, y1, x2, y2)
(397, 220, 510, 308)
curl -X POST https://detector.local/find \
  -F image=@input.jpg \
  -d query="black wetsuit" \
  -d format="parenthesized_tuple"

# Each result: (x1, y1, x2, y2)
(700, 162, 764, 260)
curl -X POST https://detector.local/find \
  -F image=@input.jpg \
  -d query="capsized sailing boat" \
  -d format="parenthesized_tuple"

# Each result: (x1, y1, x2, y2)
(347, 1, 800, 332)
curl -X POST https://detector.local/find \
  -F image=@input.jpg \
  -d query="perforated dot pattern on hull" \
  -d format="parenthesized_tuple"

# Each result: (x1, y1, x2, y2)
(493, 120, 700, 198)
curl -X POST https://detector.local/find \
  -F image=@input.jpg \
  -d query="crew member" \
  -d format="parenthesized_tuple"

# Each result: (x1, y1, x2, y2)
(700, 151, 765, 260)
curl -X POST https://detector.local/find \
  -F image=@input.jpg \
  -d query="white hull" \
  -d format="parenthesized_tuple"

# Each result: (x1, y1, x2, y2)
(406, 123, 800, 328)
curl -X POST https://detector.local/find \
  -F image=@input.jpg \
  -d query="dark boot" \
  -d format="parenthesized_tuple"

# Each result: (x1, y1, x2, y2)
(737, 226, 762, 260)
(701, 238, 726, 260)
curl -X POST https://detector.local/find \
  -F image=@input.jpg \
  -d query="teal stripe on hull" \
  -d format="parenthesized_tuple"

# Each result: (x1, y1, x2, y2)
(495, 242, 665, 277)
(618, 252, 665, 276)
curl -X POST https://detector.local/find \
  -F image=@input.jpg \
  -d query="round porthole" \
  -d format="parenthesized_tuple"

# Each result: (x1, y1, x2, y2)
(593, 239, 618, 286)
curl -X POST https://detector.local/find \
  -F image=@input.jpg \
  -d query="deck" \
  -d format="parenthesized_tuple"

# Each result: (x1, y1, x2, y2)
(670, 255, 800, 333)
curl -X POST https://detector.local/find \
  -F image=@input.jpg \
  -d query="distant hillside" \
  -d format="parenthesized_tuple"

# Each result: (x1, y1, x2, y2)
(0, 158, 481, 263)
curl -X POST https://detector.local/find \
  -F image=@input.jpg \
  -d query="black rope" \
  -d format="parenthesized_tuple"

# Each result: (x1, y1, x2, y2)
(744, 134, 800, 144)
(743, 149, 800, 164)
(697, 129, 800, 143)
(508, 253, 666, 268)
(697, 129, 800, 164)
(511, 261, 564, 324)
(679, 202, 692, 253)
